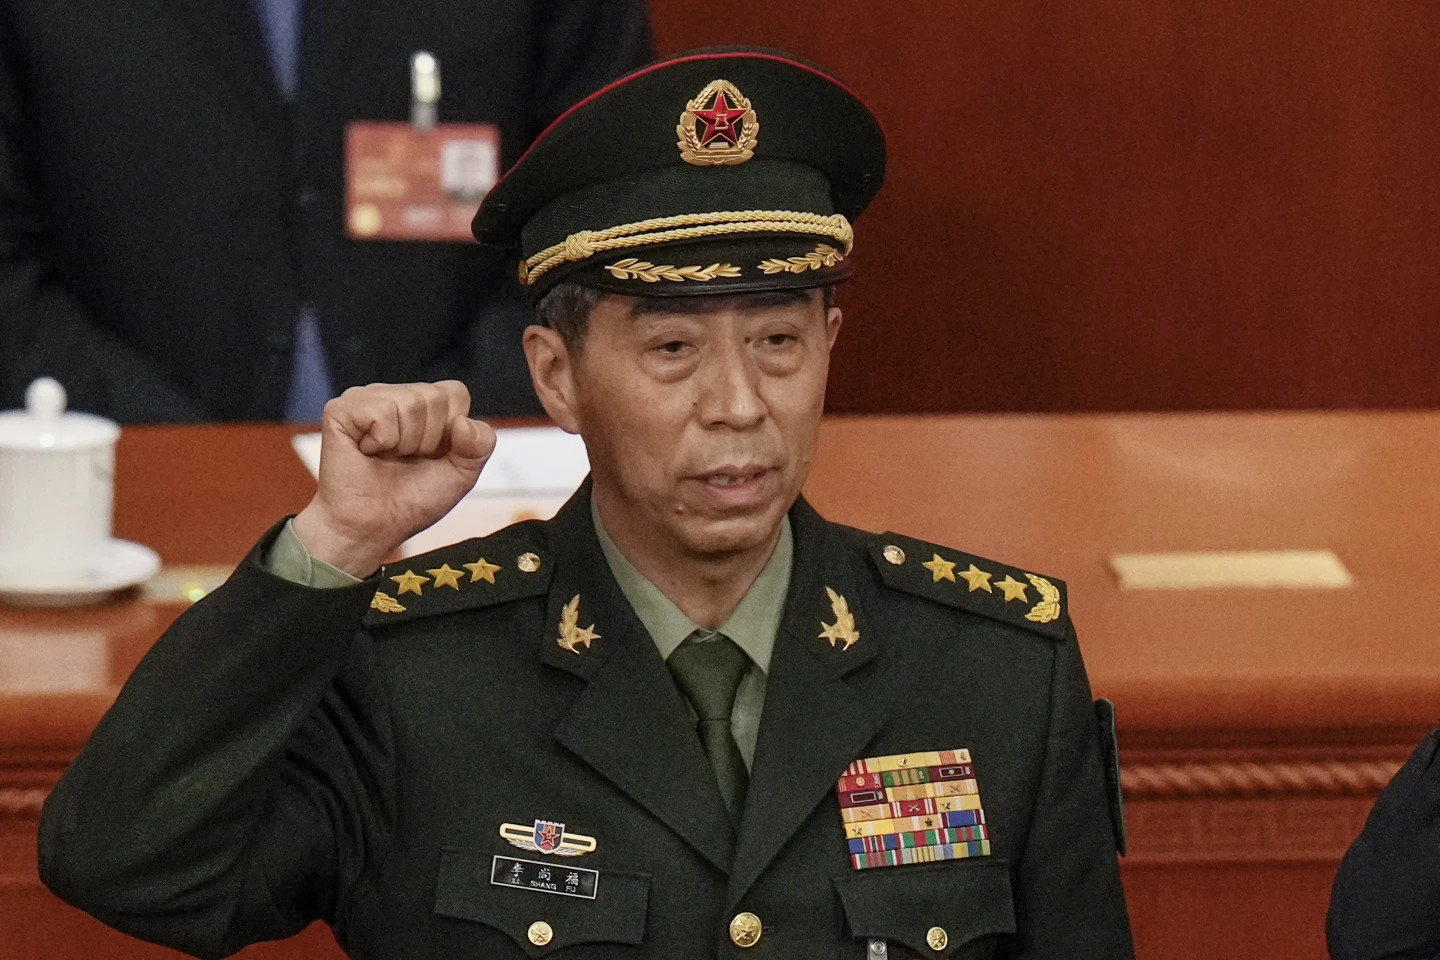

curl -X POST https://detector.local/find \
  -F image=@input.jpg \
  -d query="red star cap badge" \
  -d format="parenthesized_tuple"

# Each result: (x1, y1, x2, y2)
(693, 91, 744, 145)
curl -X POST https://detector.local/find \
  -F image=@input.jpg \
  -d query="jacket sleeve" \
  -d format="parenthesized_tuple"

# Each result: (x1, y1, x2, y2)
(0, 37, 204, 422)
(38, 525, 397, 959)
(1327, 725, 1440, 960)
(1008, 621, 1135, 959)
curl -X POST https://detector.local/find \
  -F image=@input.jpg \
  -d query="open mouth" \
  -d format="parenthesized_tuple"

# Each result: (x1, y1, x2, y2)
(686, 465, 778, 508)
(701, 468, 770, 487)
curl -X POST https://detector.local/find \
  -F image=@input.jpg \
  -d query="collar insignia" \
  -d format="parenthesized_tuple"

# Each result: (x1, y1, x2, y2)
(556, 594, 600, 654)
(819, 586, 860, 651)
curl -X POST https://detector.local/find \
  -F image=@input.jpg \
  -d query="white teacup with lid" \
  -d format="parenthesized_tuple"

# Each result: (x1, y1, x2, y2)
(0, 378, 120, 588)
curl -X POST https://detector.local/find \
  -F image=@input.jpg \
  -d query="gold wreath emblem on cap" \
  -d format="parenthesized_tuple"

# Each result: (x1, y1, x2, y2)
(677, 79, 760, 166)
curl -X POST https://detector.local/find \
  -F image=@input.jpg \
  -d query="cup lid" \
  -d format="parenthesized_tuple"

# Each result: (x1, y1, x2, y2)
(0, 378, 120, 451)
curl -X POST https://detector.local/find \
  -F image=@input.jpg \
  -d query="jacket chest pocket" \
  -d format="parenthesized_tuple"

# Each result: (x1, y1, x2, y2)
(433, 847, 651, 957)
(833, 859, 1015, 960)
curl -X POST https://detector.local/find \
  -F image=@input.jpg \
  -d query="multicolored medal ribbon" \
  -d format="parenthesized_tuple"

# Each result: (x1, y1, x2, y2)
(837, 749, 991, 870)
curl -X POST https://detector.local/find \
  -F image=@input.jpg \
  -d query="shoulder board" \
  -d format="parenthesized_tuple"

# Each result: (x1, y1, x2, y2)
(866, 532, 1071, 642)
(363, 520, 552, 628)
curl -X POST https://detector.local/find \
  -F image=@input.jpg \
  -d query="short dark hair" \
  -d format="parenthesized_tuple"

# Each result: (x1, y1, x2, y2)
(533, 282, 606, 352)
(533, 282, 838, 353)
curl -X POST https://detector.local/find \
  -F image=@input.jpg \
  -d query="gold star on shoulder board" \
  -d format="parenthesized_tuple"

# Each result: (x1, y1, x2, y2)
(922, 553, 957, 582)
(818, 586, 860, 651)
(390, 570, 429, 596)
(995, 575, 1030, 602)
(464, 557, 501, 584)
(557, 594, 600, 654)
(958, 564, 993, 593)
(428, 564, 464, 590)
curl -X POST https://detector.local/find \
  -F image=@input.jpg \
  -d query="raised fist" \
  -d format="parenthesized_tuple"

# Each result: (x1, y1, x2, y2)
(292, 381, 496, 577)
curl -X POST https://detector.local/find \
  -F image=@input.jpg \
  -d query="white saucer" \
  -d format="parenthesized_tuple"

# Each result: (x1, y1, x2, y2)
(0, 539, 162, 607)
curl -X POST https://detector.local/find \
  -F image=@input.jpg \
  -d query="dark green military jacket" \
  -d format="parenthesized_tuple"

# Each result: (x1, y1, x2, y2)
(39, 485, 1132, 959)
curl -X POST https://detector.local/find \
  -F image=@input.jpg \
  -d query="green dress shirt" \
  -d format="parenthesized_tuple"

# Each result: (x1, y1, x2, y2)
(590, 502, 791, 770)
(265, 508, 793, 769)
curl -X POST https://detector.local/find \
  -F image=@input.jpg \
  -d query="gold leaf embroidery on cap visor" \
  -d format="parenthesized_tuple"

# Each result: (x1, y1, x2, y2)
(758, 243, 846, 275)
(604, 259, 742, 282)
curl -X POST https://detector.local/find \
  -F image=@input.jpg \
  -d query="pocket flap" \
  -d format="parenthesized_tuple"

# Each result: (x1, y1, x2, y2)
(834, 859, 1015, 959)
(435, 848, 649, 956)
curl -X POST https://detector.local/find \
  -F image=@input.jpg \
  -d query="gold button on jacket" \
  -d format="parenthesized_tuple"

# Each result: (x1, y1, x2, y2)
(528, 921, 554, 946)
(927, 926, 949, 951)
(729, 912, 763, 948)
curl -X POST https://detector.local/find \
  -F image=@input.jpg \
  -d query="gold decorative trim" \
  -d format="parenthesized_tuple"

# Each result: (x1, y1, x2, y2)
(523, 210, 853, 285)
(758, 243, 845, 275)
(677, 79, 760, 166)
(370, 591, 406, 614)
(605, 259, 741, 283)
(1023, 574, 1061, 623)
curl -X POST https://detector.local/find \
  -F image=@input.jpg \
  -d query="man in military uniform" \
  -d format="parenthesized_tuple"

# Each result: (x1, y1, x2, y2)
(39, 49, 1133, 959)
(1327, 723, 1440, 959)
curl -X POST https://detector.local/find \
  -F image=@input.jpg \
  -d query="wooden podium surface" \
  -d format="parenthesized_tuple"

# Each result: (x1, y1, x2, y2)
(3, 412, 1437, 959)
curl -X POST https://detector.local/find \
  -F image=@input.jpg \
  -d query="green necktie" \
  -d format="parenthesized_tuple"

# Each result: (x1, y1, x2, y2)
(667, 630, 750, 821)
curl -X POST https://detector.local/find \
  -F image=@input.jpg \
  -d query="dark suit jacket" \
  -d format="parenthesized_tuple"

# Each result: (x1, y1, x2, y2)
(0, 0, 650, 421)
(1328, 725, 1440, 960)
(39, 487, 1133, 959)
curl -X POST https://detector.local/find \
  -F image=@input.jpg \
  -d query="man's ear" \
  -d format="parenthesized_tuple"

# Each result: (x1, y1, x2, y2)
(522, 325, 582, 434)
(825, 306, 843, 350)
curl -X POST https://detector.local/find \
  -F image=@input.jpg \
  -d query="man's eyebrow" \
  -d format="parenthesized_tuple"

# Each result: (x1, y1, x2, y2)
(627, 290, 815, 318)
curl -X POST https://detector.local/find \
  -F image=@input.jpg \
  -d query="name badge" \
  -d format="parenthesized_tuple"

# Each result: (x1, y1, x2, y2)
(344, 121, 500, 242)
(490, 855, 599, 900)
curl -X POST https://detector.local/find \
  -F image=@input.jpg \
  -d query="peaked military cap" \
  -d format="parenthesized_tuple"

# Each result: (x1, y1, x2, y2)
(473, 47, 887, 299)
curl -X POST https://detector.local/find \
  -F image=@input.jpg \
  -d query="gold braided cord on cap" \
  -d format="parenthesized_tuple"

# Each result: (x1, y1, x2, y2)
(523, 210, 853, 285)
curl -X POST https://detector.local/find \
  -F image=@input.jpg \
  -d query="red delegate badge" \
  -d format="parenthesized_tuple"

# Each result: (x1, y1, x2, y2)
(344, 121, 500, 242)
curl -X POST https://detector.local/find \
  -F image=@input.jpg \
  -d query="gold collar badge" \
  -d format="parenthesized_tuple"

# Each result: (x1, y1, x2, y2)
(557, 594, 600, 654)
(677, 79, 759, 166)
(819, 586, 860, 651)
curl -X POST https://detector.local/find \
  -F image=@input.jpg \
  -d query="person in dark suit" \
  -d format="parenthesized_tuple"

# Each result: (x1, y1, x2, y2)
(0, 0, 650, 422)
(38, 49, 1134, 958)
(1327, 724, 1440, 960)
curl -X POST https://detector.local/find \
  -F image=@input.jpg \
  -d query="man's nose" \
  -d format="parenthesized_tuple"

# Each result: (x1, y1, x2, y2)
(697, 345, 767, 429)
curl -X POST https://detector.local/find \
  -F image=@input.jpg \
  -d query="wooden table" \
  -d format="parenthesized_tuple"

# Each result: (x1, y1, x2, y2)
(3, 413, 1437, 959)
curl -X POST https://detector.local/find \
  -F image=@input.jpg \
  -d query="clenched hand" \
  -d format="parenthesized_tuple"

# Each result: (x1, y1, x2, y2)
(292, 381, 496, 577)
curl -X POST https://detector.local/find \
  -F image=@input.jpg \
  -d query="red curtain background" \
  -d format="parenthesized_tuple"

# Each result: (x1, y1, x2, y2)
(653, 2, 1440, 413)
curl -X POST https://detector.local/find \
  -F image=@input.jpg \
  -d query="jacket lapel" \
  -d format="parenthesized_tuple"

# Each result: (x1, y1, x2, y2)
(726, 499, 888, 908)
(539, 485, 736, 874)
